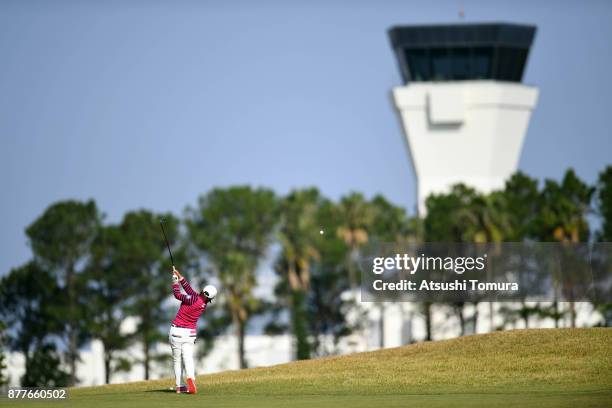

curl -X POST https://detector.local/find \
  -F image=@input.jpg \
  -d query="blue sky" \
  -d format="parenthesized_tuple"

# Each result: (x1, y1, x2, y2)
(1, 0, 611, 276)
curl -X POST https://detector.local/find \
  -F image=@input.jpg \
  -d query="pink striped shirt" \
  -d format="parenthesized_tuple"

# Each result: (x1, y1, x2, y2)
(172, 278, 207, 329)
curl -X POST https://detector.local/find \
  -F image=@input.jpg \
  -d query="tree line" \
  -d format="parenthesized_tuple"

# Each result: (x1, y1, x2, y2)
(0, 166, 611, 387)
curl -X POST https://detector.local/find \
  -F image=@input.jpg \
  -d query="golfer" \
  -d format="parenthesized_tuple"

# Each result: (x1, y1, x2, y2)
(169, 266, 217, 394)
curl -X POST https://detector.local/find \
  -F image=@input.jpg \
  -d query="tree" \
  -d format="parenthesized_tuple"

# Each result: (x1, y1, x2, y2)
(425, 184, 478, 242)
(335, 193, 374, 289)
(0, 321, 7, 387)
(0, 262, 66, 386)
(369, 195, 413, 347)
(21, 343, 69, 387)
(117, 210, 180, 380)
(536, 169, 593, 243)
(496, 173, 544, 329)
(536, 169, 594, 327)
(502, 172, 541, 241)
(469, 190, 515, 332)
(369, 195, 413, 243)
(25, 200, 100, 386)
(592, 166, 612, 325)
(187, 186, 279, 369)
(596, 165, 612, 241)
(86, 223, 135, 384)
(276, 188, 324, 360)
(306, 198, 355, 356)
(425, 185, 513, 336)
(424, 185, 478, 338)
(465, 191, 511, 244)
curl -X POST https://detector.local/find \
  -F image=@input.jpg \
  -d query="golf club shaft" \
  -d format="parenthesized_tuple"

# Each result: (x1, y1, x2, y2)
(159, 220, 175, 267)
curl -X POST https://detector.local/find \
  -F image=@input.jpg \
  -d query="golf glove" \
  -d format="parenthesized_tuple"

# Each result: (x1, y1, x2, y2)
(172, 274, 179, 284)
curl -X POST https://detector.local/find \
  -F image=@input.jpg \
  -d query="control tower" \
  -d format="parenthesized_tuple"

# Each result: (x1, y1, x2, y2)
(389, 23, 538, 214)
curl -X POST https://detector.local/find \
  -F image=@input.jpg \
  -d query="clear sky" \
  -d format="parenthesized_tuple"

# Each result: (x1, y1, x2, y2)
(1, 0, 611, 276)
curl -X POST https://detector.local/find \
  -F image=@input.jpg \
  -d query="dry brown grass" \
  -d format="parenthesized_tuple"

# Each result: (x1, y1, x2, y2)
(76, 328, 612, 397)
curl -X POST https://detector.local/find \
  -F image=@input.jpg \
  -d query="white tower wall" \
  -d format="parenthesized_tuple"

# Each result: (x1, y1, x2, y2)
(392, 80, 538, 214)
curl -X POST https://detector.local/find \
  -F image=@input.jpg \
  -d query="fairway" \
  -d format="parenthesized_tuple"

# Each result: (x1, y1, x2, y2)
(5, 328, 612, 408)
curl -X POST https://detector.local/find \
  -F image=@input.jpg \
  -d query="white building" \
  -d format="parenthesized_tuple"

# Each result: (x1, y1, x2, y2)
(388, 23, 539, 214)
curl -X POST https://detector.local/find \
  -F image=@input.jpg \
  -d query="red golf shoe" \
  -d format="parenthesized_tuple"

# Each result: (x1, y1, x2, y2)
(187, 378, 197, 394)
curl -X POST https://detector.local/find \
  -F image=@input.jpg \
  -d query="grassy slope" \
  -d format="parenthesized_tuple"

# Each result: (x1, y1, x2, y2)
(7, 328, 612, 408)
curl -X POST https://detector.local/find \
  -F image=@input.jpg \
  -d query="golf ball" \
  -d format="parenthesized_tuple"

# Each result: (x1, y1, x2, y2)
(319, 229, 324, 235)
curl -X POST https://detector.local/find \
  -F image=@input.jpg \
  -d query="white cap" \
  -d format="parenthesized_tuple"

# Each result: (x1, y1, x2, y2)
(202, 284, 217, 301)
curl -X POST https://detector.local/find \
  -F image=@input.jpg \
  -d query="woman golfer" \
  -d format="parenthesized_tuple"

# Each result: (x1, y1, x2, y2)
(169, 266, 217, 394)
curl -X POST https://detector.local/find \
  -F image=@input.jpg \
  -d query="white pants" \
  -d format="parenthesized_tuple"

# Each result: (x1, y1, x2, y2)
(169, 326, 197, 387)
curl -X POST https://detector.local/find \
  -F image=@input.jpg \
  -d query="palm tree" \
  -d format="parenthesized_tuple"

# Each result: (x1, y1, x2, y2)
(501, 172, 543, 330)
(276, 188, 324, 359)
(593, 166, 612, 325)
(335, 193, 374, 290)
(466, 190, 514, 332)
(503, 172, 541, 241)
(465, 191, 511, 243)
(187, 186, 279, 369)
(596, 166, 612, 241)
(369, 195, 414, 346)
(538, 170, 592, 243)
(536, 169, 594, 327)
(423, 184, 480, 340)
(426, 185, 512, 335)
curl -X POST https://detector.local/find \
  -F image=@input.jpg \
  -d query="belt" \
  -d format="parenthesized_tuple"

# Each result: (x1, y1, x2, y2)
(171, 324, 192, 329)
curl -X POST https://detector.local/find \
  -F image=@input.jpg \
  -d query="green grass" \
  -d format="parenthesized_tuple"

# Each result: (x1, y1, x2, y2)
(5, 328, 612, 407)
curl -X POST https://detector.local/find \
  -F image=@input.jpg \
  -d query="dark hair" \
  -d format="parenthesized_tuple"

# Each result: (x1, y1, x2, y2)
(200, 290, 212, 304)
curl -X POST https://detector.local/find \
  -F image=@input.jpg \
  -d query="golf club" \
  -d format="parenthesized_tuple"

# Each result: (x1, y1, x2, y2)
(159, 218, 175, 267)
